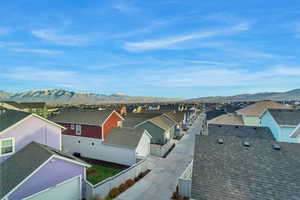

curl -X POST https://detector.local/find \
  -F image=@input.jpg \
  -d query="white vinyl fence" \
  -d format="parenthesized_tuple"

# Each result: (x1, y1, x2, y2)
(178, 160, 193, 198)
(150, 139, 175, 157)
(85, 159, 149, 199)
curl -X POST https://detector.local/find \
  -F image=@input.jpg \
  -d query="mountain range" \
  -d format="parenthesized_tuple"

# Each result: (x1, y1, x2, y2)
(0, 89, 180, 104)
(188, 89, 300, 102)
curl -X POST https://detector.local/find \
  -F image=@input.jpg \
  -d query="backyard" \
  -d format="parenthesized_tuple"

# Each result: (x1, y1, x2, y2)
(83, 157, 128, 185)
(87, 164, 124, 184)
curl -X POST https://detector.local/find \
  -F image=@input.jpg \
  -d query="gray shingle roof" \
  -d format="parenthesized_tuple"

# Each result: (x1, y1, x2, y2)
(208, 124, 275, 140)
(268, 109, 300, 126)
(0, 142, 88, 199)
(164, 112, 185, 123)
(149, 115, 177, 130)
(48, 108, 113, 126)
(192, 135, 300, 200)
(102, 127, 147, 149)
(123, 112, 162, 128)
(0, 109, 31, 132)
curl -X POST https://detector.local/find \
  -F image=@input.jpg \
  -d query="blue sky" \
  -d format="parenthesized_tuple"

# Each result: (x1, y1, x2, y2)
(1, 0, 300, 98)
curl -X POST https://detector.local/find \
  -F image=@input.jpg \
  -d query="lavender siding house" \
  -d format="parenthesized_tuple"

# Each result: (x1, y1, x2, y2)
(0, 109, 64, 164)
(0, 109, 91, 200)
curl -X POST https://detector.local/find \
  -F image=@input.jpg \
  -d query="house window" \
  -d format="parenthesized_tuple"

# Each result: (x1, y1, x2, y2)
(0, 138, 15, 156)
(70, 124, 75, 130)
(89, 142, 95, 147)
(117, 121, 122, 127)
(75, 125, 81, 135)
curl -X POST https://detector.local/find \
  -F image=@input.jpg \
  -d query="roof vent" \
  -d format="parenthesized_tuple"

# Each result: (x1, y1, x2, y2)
(273, 144, 281, 151)
(243, 141, 250, 147)
(217, 138, 224, 144)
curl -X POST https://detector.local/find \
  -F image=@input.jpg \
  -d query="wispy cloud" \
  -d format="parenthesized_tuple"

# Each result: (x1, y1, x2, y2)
(10, 48, 62, 56)
(112, 1, 140, 14)
(31, 29, 94, 46)
(133, 65, 300, 87)
(124, 22, 250, 51)
(0, 27, 10, 35)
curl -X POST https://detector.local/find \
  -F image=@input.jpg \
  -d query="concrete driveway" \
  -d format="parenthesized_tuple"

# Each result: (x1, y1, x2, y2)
(117, 113, 205, 200)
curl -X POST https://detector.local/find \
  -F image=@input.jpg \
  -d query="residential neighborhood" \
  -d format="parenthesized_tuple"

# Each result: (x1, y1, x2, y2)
(2, 1, 300, 199)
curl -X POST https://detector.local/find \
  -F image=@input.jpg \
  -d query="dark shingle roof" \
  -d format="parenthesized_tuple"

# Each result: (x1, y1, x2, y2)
(0, 109, 31, 132)
(192, 135, 300, 200)
(149, 115, 177, 130)
(164, 112, 185, 123)
(102, 127, 147, 149)
(0, 142, 88, 199)
(123, 112, 162, 128)
(268, 109, 300, 126)
(208, 124, 275, 140)
(48, 108, 113, 126)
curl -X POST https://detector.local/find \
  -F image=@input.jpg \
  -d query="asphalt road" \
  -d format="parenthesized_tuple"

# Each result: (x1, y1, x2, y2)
(117, 113, 205, 200)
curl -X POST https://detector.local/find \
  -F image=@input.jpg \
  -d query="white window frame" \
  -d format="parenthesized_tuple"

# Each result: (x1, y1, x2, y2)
(0, 137, 15, 157)
(117, 121, 122, 127)
(70, 124, 75, 130)
(75, 125, 81, 135)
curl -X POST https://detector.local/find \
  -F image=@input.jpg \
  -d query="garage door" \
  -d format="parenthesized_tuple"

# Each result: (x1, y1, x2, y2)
(23, 176, 81, 200)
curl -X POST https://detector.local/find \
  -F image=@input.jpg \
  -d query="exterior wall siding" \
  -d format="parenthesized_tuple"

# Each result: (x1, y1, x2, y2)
(8, 157, 84, 200)
(0, 116, 61, 164)
(62, 135, 136, 166)
(135, 133, 151, 158)
(242, 115, 260, 126)
(261, 111, 298, 143)
(61, 123, 102, 139)
(260, 111, 281, 140)
(279, 126, 298, 143)
(137, 122, 165, 145)
(102, 112, 123, 139)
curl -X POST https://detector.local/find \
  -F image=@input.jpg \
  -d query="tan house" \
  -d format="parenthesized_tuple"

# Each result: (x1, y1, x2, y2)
(236, 100, 290, 126)
(208, 113, 244, 126)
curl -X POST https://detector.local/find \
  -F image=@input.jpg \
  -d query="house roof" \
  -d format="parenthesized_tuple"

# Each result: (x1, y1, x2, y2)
(208, 124, 275, 140)
(192, 135, 300, 200)
(102, 127, 149, 149)
(48, 109, 115, 126)
(208, 113, 244, 126)
(164, 112, 185, 123)
(236, 100, 290, 116)
(148, 115, 177, 130)
(0, 101, 25, 109)
(0, 109, 31, 132)
(290, 124, 300, 138)
(267, 109, 300, 126)
(0, 142, 89, 199)
(20, 102, 46, 108)
(123, 112, 162, 128)
(205, 110, 227, 121)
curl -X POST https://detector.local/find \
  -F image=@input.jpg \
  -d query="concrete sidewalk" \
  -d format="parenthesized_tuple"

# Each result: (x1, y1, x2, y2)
(117, 114, 204, 200)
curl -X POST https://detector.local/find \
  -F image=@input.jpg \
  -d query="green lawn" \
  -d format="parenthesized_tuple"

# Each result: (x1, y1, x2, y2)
(86, 164, 123, 185)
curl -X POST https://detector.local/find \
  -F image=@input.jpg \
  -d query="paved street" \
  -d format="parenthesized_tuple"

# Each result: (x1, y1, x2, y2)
(117, 113, 205, 200)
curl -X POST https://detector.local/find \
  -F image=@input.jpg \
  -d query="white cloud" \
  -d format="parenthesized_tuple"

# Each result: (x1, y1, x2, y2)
(0, 27, 10, 35)
(124, 22, 250, 51)
(133, 65, 300, 87)
(10, 48, 62, 55)
(112, 1, 140, 14)
(31, 29, 93, 46)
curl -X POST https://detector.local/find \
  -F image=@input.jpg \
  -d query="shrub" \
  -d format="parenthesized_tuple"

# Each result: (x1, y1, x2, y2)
(134, 176, 140, 182)
(138, 172, 143, 179)
(119, 183, 128, 193)
(125, 179, 135, 187)
(108, 187, 120, 198)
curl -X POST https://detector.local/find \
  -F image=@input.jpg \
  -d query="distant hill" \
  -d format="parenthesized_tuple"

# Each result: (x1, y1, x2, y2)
(0, 89, 180, 104)
(187, 89, 300, 102)
(0, 90, 11, 99)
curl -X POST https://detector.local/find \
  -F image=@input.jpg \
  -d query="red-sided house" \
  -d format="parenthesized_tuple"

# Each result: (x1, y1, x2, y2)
(49, 109, 124, 140)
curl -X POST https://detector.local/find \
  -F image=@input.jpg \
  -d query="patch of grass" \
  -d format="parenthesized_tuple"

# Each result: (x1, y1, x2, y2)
(87, 164, 123, 185)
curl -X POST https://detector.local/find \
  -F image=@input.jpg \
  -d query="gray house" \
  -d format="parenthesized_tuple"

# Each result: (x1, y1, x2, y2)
(136, 115, 176, 145)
